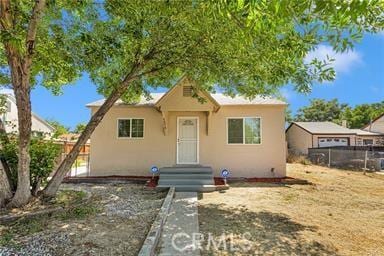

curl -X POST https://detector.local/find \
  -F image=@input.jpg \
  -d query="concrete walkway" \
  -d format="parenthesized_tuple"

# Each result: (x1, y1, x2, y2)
(157, 192, 200, 256)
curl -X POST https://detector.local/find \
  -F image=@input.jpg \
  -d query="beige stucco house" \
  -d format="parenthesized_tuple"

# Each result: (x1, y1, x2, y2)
(87, 77, 287, 178)
(286, 121, 384, 155)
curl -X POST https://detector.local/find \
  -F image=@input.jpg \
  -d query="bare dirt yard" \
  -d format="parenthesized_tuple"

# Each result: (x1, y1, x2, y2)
(199, 164, 384, 256)
(0, 183, 165, 256)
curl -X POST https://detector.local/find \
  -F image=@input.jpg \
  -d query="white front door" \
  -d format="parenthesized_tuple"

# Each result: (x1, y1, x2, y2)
(177, 117, 199, 164)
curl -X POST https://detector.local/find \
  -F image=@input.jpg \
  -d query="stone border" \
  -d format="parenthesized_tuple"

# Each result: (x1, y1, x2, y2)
(138, 187, 175, 256)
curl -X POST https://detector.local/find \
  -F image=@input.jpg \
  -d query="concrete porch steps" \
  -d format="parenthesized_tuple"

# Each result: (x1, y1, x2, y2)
(157, 166, 216, 192)
(157, 184, 216, 192)
(159, 166, 213, 174)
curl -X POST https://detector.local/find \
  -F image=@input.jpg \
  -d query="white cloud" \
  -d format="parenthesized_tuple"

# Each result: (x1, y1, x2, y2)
(305, 45, 362, 74)
(279, 87, 294, 100)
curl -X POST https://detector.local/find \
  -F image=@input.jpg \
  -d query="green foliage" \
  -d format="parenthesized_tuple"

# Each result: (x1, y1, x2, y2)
(71, 0, 384, 101)
(0, 94, 7, 115)
(1, 217, 47, 245)
(0, 1, 93, 93)
(0, 230, 14, 247)
(0, 136, 18, 186)
(56, 190, 87, 207)
(295, 99, 348, 124)
(285, 108, 294, 123)
(0, 0, 383, 118)
(343, 102, 384, 128)
(287, 153, 312, 165)
(73, 123, 86, 134)
(47, 119, 70, 138)
(0, 197, 96, 247)
(57, 204, 99, 220)
(0, 137, 61, 192)
(0, 1, 382, 105)
(29, 138, 62, 189)
(294, 99, 384, 128)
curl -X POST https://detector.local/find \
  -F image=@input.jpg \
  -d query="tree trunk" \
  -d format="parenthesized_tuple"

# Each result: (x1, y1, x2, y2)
(0, 119, 12, 208)
(43, 64, 142, 197)
(43, 86, 129, 197)
(8, 78, 32, 207)
(31, 177, 42, 197)
(0, 118, 15, 191)
(0, 165, 12, 208)
(1, 0, 46, 207)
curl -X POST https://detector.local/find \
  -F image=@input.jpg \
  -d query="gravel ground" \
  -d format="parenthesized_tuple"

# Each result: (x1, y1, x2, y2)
(0, 183, 166, 256)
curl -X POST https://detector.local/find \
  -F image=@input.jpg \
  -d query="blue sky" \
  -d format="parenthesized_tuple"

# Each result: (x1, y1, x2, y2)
(30, 33, 384, 130)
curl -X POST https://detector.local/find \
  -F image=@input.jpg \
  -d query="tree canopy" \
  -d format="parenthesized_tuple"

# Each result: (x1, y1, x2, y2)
(0, 1, 87, 93)
(295, 99, 349, 124)
(1, 1, 384, 101)
(72, 0, 384, 100)
(293, 99, 384, 128)
(343, 102, 384, 128)
(73, 123, 86, 134)
(46, 119, 70, 138)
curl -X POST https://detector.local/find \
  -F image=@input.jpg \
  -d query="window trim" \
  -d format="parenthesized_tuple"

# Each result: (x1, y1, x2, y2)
(226, 117, 262, 145)
(117, 118, 145, 139)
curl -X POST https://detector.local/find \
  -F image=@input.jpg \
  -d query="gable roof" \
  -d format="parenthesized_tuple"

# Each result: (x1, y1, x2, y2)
(86, 93, 286, 107)
(349, 129, 383, 136)
(86, 77, 286, 108)
(154, 76, 221, 111)
(86, 93, 164, 107)
(287, 121, 384, 136)
(287, 122, 355, 135)
(1, 92, 55, 132)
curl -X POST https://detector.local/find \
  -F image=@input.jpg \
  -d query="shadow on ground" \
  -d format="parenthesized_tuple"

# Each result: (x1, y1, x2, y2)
(199, 204, 338, 255)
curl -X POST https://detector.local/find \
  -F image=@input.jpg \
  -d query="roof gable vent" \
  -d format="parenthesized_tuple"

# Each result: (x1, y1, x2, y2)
(183, 86, 193, 97)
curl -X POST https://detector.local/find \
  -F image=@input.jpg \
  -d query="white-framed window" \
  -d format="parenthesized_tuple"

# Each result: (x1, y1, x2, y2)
(227, 117, 261, 144)
(117, 118, 144, 138)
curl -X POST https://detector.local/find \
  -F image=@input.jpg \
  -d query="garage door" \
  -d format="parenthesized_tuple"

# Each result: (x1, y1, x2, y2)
(318, 138, 349, 147)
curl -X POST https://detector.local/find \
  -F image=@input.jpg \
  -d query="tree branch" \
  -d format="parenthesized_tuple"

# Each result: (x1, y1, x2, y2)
(0, 0, 12, 32)
(24, 0, 46, 75)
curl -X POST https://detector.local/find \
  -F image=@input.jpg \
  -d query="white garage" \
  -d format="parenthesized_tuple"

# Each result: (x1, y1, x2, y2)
(318, 138, 349, 147)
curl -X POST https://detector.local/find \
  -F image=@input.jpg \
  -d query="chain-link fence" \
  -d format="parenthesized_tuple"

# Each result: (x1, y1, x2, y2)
(308, 147, 384, 172)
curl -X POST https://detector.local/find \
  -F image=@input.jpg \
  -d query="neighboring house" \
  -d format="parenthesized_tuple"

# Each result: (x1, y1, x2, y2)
(350, 129, 384, 147)
(286, 121, 384, 155)
(362, 113, 384, 134)
(0, 90, 54, 136)
(87, 76, 287, 178)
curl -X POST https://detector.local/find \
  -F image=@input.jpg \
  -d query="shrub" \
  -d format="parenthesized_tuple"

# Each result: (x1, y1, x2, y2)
(287, 152, 312, 165)
(0, 136, 61, 194)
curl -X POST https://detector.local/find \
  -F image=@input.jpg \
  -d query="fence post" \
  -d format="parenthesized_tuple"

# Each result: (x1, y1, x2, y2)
(328, 148, 331, 168)
(87, 154, 90, 177)
(363, 150, 368, 175)
(75, 158, 78, 177)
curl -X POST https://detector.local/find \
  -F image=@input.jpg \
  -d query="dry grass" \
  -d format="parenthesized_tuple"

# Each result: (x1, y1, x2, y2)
(198, 164, 384, 256)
